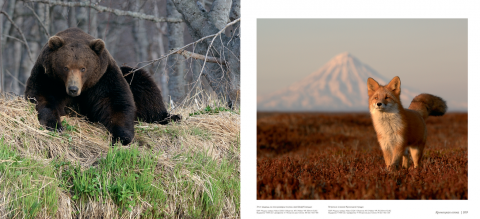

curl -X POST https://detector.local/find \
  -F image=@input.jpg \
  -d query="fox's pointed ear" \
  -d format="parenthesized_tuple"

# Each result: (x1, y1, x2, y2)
(367, 78, 380, 96)
(386, 76, 401, 96)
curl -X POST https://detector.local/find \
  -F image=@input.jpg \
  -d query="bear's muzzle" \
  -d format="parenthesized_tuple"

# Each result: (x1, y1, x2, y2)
(65, 69, 83, 97)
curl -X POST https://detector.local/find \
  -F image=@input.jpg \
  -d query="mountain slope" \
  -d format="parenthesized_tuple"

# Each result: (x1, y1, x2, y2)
(258, 52, 419, 111)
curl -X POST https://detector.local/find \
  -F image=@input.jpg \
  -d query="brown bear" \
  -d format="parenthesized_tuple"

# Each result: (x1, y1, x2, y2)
(121, 66, 181, 124)
(25, 28, 179, 145)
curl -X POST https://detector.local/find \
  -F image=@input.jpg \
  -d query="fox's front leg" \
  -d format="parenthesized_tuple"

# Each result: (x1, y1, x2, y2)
(402, 148, 410, 169)
(382, 149, 393, 168)
(409, 146, 425, 168)
(390, 144, 407, 170)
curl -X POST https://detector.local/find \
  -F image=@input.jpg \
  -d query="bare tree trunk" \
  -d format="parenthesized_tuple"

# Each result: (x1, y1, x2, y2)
(227, 0, 240, 107)
(20, 25, 40, 94)
(36, 2, 50, 45)
(1, 0, 16, 92)
(103, 1, 127, 55)
(209, 0, 232, 30)
(1, 0, 16, 49)
(0, 0, 4, 93)
(132, 0, 148, 63)
(3, 1, 23, 94)
(76, 4, 88, 32)
(67, 2, 76, 28)
(43, 3, 51, 36)
(166, 0, 186, 104)
(11, 35, 22, 94)
(103, 20, 124, 55)
(152, 0, 169, 103)
(51, 4, 68, 33)
(88, 6, 97, 37)
(230, 0, 240, 34)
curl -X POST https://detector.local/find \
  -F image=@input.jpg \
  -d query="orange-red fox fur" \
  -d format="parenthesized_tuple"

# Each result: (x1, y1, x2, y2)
(367, 76, 447, 170)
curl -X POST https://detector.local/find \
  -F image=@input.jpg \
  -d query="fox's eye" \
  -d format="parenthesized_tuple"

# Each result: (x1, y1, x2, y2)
(64, 67, 68, 71)
(375, 97, 378, 100)
(81, 68, 86, 72)
(385, 96, 389, 99)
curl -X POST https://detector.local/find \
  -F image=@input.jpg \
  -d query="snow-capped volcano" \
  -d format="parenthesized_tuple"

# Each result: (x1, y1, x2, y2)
(257, 52, 418, 111)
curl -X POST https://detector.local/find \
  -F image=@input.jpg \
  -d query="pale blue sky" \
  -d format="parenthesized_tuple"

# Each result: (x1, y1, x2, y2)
(257, 19, 467, 108)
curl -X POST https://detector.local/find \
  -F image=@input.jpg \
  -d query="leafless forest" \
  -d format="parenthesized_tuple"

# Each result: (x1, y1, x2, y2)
(0, 0, 240, 107)
(257, 112, 468, 199)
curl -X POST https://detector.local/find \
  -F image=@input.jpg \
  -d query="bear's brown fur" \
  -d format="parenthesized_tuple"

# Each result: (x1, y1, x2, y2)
(25, 28, 136, 145)
(121, 66, 181, 124)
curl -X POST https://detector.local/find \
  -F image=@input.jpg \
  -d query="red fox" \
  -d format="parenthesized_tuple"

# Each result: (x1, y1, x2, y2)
(367, 76, 447, 170)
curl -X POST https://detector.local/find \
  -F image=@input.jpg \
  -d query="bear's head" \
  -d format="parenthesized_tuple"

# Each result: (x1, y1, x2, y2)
(47, 35, 108, 97)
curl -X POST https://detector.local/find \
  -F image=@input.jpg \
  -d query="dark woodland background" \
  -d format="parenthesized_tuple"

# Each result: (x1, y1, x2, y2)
(0, 0, 240, 107)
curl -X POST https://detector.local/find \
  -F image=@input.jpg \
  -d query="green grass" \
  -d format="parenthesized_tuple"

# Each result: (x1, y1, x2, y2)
(55, 146, 239, 217)
(183, 149, 240, 217)
(55, 145, 162, 214)
(189, 127, 212, 140)
(189, 105, 237, 116)
(1, 96, 239, 218)
(1, 136, 240, 218)
(0, 137, 59, 218)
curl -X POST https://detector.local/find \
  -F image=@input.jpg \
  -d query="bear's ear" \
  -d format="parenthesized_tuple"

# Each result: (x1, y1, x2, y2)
(48, 36, 64, 51)
(89, 39, 105, 55)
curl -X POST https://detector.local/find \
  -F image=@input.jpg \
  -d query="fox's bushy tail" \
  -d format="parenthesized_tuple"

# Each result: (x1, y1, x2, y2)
(408, 93, 447, 120)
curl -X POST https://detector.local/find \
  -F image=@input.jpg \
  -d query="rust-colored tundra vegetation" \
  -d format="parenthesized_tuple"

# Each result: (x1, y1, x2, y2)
(257, 113, 467, 200)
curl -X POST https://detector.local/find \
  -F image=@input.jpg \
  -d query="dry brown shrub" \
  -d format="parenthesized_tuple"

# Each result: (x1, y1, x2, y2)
(257, 112, 467, 200)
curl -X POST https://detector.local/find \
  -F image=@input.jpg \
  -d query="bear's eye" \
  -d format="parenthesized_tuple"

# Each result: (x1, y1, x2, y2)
(81, 68, 86, 72)
(64, 67, 68, 71)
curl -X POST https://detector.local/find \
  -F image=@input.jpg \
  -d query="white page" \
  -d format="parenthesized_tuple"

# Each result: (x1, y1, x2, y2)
(242, 0, 479, 218)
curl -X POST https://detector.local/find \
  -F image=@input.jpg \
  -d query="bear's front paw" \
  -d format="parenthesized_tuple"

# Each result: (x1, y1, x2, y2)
(170, 114, 182, 122)
(111, 126, 134, 146)
(38, 108, 62, 132)
(158, 114, 182, 125)
(112, 135, 133, 146)
(39, 117, 63, 132)
(45, 122, 64, 132)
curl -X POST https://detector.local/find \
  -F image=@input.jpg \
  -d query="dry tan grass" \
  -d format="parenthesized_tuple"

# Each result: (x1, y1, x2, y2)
(0, 92, 239, 165)
(0, 93, 109, 166)
(0, 93, 240, 218)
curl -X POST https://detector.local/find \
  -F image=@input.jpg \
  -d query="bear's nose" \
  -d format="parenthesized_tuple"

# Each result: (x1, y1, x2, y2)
(68, 86, 79, 95)
(377, 102, 383, 106)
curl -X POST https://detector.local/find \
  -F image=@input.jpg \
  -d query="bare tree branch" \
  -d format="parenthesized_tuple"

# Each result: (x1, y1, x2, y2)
(174, 48, 226, 65)
(3, 34, 25, 44)
(5, 69, 25, 87)
(180, 17, 240, 109)
(124, 17, 240, 78)
(0, 11, 34, 62)
(25, 0, 183, 23)
(172, 0, 240, 108)
(198, 17, 240, 78)
(25, 4, 50, 38)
